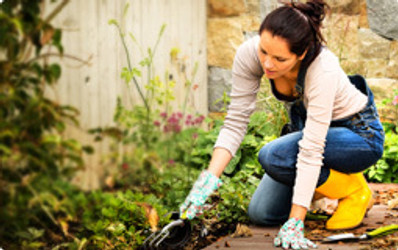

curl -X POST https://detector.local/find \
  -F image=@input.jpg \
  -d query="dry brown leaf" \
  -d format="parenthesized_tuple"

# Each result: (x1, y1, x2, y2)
(135, 202, 159, 232)
(41, 28, 55, 46)
(388, 198, 398, 210)
(224, 241, 231, 247)
(231, 223, 252, 238)
(104, 175, 115, 188)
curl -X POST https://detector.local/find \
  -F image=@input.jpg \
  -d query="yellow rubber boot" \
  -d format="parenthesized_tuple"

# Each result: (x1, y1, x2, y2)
(315, 169, 372, 230)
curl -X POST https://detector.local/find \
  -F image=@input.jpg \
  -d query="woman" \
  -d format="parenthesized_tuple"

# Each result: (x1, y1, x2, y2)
(179, 0, 385, 249)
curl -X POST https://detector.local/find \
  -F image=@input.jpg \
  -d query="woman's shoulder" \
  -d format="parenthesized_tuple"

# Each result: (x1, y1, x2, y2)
(307, 47, 342, 77)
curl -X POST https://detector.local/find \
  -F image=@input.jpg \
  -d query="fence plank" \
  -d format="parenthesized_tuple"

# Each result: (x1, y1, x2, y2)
(47, 0, 207, 189)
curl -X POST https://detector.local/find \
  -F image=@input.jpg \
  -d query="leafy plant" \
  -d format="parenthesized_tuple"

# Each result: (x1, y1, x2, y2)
(92, 5, 205, 193)
(365, 129, 398, 183)
(364, 89, 398, 183)
(0, 0, 93, 247)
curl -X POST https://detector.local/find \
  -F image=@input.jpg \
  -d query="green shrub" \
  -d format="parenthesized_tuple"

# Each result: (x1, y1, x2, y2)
(0, 0, 93, 246)
(365, 128, 398, 183)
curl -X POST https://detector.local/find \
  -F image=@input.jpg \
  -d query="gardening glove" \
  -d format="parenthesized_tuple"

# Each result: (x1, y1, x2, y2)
(179, 170, 222, 220)
(274, 218, 317, 249)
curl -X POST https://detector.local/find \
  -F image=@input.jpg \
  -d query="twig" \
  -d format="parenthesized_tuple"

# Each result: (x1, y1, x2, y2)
(44, 0, 70, 24)
(26, 53, 92, 66)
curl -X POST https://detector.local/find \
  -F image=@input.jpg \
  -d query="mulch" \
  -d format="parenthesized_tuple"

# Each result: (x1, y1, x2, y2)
(204, 183, 398, 250)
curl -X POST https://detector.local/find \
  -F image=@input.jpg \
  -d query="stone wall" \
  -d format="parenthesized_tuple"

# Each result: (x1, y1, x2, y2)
(207, 0, 398, 112)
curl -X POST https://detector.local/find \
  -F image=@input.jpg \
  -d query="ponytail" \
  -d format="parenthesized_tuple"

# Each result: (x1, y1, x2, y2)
(259, 0, 330, 65)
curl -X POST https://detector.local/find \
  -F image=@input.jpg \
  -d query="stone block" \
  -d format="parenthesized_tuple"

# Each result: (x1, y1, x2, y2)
(260, 0, 281, 21)
(340, 59, 367, 75)
(246, 0, 261, 17)
(326, 0, 361, 15)
(388, 41, 398, 78)
(208, 0, 246, 17)
(390, 41, 398, 60)
(367, 78, 398, 102)
(386, 60, 398, 79)
(233, 15, 261, 33)
(207, 18, 244, 69)
(359, 0, 369, 28)
(358, 28, 390, 59)
(322, 14, 359, 60)
(366, 0, 398, 40)
(208, 67, 232, 112)
(364, 59, 388, 78)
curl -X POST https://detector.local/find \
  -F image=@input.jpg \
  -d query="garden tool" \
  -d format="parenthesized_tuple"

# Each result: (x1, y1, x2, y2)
(305, 209, 331, 221)
(143, 211, 191, 249)
(322, 224, 398, 243)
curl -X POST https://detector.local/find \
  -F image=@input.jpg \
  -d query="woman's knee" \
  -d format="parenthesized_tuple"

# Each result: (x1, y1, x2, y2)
(247, 198, 288, 226)
(258, 144, 272, 171)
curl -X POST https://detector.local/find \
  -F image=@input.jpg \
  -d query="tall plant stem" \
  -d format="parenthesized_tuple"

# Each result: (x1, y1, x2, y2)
(115, 24, 150, 113)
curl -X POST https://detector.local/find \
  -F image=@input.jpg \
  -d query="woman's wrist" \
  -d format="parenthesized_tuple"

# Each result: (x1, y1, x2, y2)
(208, 148, 232, 178)
(289, 203, 307, 221)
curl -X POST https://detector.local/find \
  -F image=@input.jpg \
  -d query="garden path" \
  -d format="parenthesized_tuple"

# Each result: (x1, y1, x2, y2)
(204, 183, 398, 250)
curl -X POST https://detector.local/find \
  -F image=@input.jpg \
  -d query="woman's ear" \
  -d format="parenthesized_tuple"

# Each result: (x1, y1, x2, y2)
(298, 49, 308, 61)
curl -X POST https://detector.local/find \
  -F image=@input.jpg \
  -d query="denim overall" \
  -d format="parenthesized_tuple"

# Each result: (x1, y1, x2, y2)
(247, 51, 385, 226)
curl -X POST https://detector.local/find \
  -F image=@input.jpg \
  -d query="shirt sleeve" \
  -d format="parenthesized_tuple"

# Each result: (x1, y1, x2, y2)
(214, 37, 263, 157)
(292, 71, 338, 208)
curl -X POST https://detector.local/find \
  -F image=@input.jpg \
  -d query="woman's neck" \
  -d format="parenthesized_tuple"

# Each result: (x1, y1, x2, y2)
(281, 61, 301, 84)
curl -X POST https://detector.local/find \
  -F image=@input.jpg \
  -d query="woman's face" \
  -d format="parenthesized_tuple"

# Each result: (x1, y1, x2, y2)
(258, 30, 305, 79)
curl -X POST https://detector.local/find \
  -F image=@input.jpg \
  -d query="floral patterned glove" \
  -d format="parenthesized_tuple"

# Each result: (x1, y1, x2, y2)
(274, 218, 317, 249)
(179, 170, 222, 220)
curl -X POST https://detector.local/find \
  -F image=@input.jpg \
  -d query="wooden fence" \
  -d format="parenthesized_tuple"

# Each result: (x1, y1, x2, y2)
(46, 0, 207, 189)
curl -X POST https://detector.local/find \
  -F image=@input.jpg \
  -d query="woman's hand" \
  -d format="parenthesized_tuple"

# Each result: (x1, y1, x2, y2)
(179, 170, 222, 220)
(274, 218, 317, 249)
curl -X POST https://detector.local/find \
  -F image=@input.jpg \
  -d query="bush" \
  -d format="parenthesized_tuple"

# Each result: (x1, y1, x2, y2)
(0, 0, 92, 246)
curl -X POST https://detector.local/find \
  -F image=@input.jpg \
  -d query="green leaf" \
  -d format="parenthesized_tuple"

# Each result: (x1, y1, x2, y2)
(108, 19, 118, 26)
(224, 150, 241, 175)
(50, 63, 61, 80)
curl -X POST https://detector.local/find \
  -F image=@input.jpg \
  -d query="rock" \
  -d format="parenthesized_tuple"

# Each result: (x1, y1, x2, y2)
(326, 0, 361, 15)
(246, 0, 261, 17)
(367, 78, 398, 101)
(340, 59, 367, 76)
(208, 67, 232, 112)
(387, 60, 398, 79)
(391, 41, 398, 60)
(207, 18, 244, 69)
(208, 0, 246, 17)
(232, 14, 261, 33)
(387, 41, 398, 78)
(260, 0, 281, 21)
(358, 28, 390, 59)
(323, 14, 359, 60)
(359, 0, 369, 28)
(366, 0, 398, 40)
(364, 59, 388, 78)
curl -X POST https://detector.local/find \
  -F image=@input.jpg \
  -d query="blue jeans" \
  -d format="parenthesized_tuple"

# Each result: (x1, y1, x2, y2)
(248, 75, 384, 225)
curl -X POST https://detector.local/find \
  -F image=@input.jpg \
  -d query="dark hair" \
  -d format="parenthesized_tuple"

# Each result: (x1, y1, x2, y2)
(259, 0, 329, 65)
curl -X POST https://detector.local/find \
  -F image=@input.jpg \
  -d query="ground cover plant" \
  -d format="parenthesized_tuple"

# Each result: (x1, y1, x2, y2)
(1, 1, 398, 249)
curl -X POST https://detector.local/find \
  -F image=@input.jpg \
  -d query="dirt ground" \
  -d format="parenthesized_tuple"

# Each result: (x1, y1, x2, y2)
(204, 183, 398, 250)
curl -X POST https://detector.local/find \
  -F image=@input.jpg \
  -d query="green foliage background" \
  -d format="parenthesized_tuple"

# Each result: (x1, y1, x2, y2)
(1, 0, 398, 249)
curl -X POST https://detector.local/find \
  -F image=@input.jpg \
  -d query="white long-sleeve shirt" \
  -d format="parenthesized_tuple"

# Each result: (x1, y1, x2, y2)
(214, 35, 368, 208)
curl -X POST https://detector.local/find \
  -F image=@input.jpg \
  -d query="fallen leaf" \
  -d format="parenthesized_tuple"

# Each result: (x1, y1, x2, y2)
(224, 241, 230, 247)
(231, 224, 252, 238)
(264, 233, 270, 237)
(104, 175, 114, 188)
(135, 202, 159, 232)
(388, 198, 398, 210)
